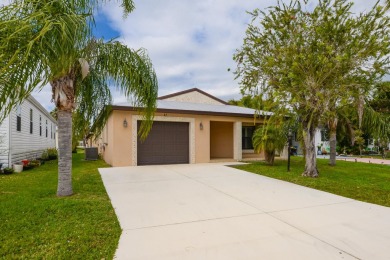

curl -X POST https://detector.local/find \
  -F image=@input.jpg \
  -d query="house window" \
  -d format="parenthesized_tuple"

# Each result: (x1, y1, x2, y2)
(16, 105, 21, 132)
(30, 109, 33, 134)
(46, 120, 48, 137)
(51, 124, 53, 139)
(321, 129, 329, 141)
(39, 116, 42, 136)
(242, 126, 255, 149)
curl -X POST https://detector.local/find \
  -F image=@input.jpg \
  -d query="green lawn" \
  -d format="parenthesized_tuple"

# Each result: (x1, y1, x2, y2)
(234, 157, 390, 207)
(0, 152, 121, 259)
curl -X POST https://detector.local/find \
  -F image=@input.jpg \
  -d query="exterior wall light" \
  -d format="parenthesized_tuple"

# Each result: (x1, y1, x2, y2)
(199, 122, 203, 130)
(123, 118, 128, 128)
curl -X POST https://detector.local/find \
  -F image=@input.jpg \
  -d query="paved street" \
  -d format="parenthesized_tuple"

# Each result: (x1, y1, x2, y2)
(316, 155, 390, 165)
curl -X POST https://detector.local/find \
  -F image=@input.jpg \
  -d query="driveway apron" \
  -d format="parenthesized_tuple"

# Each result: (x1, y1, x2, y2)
(99, 163, 390, 260)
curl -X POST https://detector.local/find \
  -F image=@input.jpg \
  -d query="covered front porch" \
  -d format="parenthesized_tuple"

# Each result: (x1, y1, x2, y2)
(209, 121, 264, 162)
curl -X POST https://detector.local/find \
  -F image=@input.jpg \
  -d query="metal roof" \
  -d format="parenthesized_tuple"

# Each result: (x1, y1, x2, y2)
(113, 100, 272, 117)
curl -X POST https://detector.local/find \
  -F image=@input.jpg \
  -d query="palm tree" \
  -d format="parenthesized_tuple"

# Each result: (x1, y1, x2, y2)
(252, 125, 287, 165)
(0, 1, 158, 196)
(327, 85, 390, 164)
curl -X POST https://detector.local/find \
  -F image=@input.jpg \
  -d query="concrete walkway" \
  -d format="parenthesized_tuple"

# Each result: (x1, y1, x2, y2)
(99, 163, 390, 260)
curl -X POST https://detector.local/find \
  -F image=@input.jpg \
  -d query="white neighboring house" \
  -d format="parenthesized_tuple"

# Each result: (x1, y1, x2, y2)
(0, 96, 57, 168)
(291, 128, 389, 155)
(314, 129, 330, 154)
(291, 128, 330, 155)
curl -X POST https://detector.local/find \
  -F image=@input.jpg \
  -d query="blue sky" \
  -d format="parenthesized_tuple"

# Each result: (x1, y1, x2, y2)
(30, 0, 386, 111)
(92, 13, 121, 40)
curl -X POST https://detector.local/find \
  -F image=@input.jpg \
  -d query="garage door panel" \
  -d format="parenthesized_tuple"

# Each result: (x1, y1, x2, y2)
(137, 121, 189, 165)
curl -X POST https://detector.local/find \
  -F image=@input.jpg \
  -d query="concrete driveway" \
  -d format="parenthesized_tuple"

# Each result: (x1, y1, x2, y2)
(99, 163, 390, 260)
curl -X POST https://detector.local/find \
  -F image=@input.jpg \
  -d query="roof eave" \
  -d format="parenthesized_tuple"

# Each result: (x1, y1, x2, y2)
(27, 96, 57, 123)
(111, 105, 270, 119)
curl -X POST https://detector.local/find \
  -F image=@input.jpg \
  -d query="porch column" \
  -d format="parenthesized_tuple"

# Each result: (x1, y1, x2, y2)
(233, 121, 242, 161)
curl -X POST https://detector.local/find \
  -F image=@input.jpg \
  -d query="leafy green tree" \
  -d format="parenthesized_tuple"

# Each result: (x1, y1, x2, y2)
(353, 129, 365, 156)
(227, 94, 279, 112)
(234, 0, 390, 177)
(228, 95, 259, 109)
(329, 90, 390, 157)
(370, 81, 390, 115)
(364, 81, 390, 155)
(252, 124, 287, 165)
(0, 1, 158, 196)
(328, 81, 390, 165)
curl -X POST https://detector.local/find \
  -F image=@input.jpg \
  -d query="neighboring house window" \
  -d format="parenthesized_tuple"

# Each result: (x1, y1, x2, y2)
(16, 105, 21, 132)
(242, 126, 255, 150)
(39, 116, 42, 136)
(321, 129, 329, 142)
(51, 124, 52, 139)
(30, 109, 33, 134)
(46, 120, 48, 137)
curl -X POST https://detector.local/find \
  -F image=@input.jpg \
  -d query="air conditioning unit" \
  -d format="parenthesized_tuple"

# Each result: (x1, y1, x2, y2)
(85, 147, 98, 160)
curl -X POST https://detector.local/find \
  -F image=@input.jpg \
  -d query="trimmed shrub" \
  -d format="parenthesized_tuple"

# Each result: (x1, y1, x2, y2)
(47, 148, 58, 160)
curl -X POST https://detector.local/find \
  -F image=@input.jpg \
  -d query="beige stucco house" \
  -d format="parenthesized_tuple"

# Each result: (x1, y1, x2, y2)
(98, 88, 271, 166)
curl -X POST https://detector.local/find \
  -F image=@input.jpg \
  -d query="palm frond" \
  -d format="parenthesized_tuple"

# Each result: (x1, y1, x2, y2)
(252, 124, 287, 154)
(74, 69, 112, 139)
(88, 39, 158, 139)
(363, 106, 390, 139)
(0, 0, 152, 135)
(69, 0, 135, 16)
(0, 0, 90, 121)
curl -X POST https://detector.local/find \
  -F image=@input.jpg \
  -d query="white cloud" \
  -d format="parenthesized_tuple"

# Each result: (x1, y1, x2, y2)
(99, 0, 385, 102)
(99, 0, 272, 101)
(29, 0, 387, 109)
(32, 84, 55, 112)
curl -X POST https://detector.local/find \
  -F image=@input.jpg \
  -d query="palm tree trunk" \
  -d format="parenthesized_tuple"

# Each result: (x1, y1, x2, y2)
(329, 130, 337, 165)
(265, 150, 275, 165)
(302, 124, 319, 177)
(57, 110, 73, 196)
(328, 118, 338, 166)
(51, 74, 76, 197)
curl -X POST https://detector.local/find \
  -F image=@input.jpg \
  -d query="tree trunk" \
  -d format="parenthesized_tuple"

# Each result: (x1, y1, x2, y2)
(300, 139, 306, 162)
(302, 124, 319, 177)
(265, 150, 275, 165)
(328, 118, 338, 166)
(51, 74, 76, 197)
(57, 110, 73, 196)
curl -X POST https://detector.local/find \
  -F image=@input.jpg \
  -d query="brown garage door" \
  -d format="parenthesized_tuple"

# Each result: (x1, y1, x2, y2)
(137, 121, 189, 165)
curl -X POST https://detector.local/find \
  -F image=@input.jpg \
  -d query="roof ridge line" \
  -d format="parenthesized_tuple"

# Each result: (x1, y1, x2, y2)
(157, 88, 229, 105)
